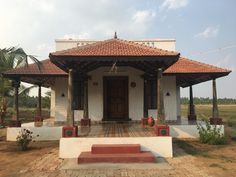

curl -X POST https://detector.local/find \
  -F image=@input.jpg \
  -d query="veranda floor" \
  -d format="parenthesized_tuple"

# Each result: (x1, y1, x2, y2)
(78, 123, 156, 137)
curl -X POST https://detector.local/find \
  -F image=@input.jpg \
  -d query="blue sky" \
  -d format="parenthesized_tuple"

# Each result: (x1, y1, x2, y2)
(0, 0, 235, 98)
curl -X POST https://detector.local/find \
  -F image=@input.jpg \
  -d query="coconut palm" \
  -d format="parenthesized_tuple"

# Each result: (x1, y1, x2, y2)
(0, 47, 41, 125)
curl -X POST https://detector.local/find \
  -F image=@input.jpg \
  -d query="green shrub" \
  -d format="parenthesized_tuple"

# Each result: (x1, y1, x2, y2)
(16, 129, 38, 151)
(197, 119, 227, 145)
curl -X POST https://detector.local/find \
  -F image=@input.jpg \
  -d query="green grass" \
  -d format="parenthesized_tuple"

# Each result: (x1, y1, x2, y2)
(181, 104, 236, 126)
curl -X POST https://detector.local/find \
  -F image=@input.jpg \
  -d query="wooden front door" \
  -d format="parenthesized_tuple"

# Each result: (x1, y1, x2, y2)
(103, 76, 128, 121)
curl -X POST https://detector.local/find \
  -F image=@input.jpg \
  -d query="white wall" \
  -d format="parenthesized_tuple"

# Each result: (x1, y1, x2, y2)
(163, 76, 177, 120)
(148, 76, 178, 121)
(88, 66, 144, 121)
(176, 86, 181, 118)
(52, 72, 178, 122)
(54, 78, 68, 122)
(50, 86, 56, 118)
(59, 137, 173, 158)
(55, 39, 176, 52)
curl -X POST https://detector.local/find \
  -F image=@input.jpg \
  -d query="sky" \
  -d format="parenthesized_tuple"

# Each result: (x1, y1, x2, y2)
(0, 0, 235, 98)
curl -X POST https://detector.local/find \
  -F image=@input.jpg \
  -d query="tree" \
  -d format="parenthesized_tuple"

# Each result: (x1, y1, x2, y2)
(0, 47, 41, 126)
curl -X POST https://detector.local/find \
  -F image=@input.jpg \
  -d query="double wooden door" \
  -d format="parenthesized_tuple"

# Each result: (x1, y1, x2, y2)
(103, 76, 128, 121)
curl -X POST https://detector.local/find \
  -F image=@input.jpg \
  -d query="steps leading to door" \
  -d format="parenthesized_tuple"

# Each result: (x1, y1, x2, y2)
(78, 144, 156, 163)
(91, 144, 140, 154)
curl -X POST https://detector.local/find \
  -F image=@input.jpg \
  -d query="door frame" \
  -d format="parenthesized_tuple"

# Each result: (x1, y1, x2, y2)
(103, 76, 129, 121)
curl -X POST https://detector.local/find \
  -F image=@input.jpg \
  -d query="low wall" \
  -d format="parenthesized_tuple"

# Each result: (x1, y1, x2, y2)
(7, 124, 224, 141)
(59, 137, 173, 158)
(169, 124, 224, 138)
(7, 127, 62, 141)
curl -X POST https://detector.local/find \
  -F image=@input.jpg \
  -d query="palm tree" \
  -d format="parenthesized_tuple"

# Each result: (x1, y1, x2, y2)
(0, 47, 41, 125)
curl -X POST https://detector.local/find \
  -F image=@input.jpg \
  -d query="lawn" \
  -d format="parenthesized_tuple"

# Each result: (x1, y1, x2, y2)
(181, 104, 236, 126)
(178, 104, 236, 177)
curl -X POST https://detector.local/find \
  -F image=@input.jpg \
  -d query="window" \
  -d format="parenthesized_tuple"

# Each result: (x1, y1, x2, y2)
(146, 79, 157, 109)
(73, 80, 84, 110)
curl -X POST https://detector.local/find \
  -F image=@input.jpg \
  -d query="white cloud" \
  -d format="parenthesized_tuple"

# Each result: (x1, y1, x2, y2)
(132, 10, 156, 23)
(195, 26, 220, 38)
(160, 0, 189, 10)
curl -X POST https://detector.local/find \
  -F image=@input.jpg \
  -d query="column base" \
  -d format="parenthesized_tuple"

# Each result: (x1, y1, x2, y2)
(188, 114, 197, 121)
(154, 125, 170, 136)
(62, 126, 78, 137)
(34, 116, 43, 127)
(9, 120, 21, 127)
(81, 118, 91, 127)
(209, 118, 223, 125)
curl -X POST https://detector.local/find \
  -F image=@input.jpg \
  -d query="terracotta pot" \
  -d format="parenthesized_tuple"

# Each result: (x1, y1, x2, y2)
(147, 117, 155, 127)
(141, 117, 148, 127)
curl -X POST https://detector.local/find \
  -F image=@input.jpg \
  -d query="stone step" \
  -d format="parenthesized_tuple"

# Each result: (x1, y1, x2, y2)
(78, 151, 156, 163)
(91, 144, 141, 154)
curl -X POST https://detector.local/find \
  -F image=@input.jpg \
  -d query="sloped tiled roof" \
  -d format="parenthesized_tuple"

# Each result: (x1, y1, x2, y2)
(164, 57, 231, 74)
(3, 59, 66, 76)
(50, 38, 179, 57)
(3, 57, 230, 76)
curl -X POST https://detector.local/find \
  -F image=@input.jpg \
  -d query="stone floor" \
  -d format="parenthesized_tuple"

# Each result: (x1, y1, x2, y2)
(17, 146, 212, 177)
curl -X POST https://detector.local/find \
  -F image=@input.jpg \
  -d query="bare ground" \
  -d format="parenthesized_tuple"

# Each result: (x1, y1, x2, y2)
(0, 126, 235, 177)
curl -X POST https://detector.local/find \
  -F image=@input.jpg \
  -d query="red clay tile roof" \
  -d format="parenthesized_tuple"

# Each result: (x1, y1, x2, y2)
(50, 38, 179, 57)
(164, 57, 231, 74)
(3, 57, 230, 77)
(3, 59, 66, 76)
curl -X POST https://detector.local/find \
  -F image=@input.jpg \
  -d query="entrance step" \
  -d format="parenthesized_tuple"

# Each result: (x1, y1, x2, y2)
(91, 144, 140, 154)
(78, 151, 156, 163)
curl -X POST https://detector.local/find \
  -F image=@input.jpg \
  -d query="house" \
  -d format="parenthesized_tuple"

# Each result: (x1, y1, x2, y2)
(3, 34, 230, 126)
(3, 34, 231, 158)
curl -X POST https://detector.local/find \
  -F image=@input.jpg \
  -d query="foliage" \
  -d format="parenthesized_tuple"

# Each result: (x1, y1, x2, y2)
(181, 97, 236, 105)
(0, 47, 41, 125)
(0, 98, 7, 127)
(197, 119, 227, 145)
(16, 128, 38, 151)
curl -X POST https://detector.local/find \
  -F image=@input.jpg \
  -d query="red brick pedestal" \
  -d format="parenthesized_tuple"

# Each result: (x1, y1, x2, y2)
(62, 126, 78, 137)
(154, 125, 170, 136)
(188, 114, 197, 121)
(81, 118, 91, 127)
(209, 118, 223, 125)
(34, 116, 43, 127)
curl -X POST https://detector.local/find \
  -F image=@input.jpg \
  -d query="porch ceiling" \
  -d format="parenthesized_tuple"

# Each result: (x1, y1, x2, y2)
(49, 58, 179, 75)
(165, 72, 230, 88)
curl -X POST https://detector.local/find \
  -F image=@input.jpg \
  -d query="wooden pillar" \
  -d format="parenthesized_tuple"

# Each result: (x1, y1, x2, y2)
(212, 79, 219, 118)
(143, 78, 148, 118)
(81, 77, 91, 126)
(37, 84, 42, 117)
(83, 79, 89, 119)
(10, 79, 21, 127)
(188, 85, 197, 121)
(157, 68, 165, 122)
(67, 69, 74, 126)
(210, 79, 222, 124)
